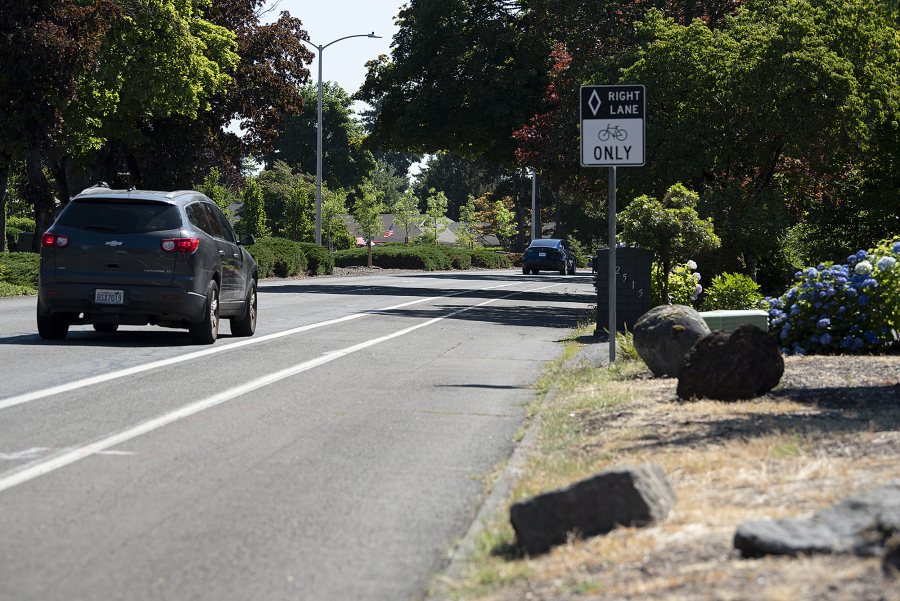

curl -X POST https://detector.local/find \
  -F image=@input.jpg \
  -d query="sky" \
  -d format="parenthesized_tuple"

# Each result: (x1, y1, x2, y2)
(259, 0, 404, 114)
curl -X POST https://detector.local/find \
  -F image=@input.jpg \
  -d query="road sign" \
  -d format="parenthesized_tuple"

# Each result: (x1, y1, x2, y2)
(580, 84, 645, 167)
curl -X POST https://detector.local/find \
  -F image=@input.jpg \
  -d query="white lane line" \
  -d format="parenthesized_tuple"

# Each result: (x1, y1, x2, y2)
(0, 283, 562, 493)
(0, 281, 521, 413)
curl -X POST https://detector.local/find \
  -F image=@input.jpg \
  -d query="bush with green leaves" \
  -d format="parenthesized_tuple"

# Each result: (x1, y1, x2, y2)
(7, 217, 35, 232)
(651, 260, 702, 307)
(6, 226, 22, 250)
(335, 245, 452, 270)
(247, 237, 307, 277)
(702, 272, 765, 311)
(296, 242, 334, 275)
(469, 249, 513, 269)
(766, 237, 900, 355)
(245, 244, 276, 278)
(0, 252, 39, 294)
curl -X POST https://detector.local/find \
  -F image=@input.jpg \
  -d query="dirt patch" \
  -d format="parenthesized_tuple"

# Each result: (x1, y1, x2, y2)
(483, 355, 900, 601)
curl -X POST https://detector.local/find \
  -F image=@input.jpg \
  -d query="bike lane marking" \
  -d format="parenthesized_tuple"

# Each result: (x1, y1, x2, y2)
(0, 283, 564, 493)
(0, 281, 522, 413)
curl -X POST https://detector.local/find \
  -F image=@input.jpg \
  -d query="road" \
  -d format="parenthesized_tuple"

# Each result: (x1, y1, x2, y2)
(0, 268, 593, 601)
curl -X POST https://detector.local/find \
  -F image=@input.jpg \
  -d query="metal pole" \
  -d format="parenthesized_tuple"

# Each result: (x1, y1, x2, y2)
(531, 171, 536, 241)
(609, 166, 616, 365)
(315, 46, 323, 246)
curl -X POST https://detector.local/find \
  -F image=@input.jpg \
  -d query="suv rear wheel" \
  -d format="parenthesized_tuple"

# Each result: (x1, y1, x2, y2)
(189, 280, 219, 345)
(37, 306, 69, 340)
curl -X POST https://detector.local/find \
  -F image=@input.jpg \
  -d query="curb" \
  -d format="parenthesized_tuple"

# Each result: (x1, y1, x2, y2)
(428, 340, 609, 599)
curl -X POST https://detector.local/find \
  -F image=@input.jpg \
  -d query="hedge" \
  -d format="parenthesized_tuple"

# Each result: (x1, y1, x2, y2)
(334, 245, 514, 271)
(0, 252, 39, 292)
(296, 242, 334, 275)
(246, 237, 307, 277)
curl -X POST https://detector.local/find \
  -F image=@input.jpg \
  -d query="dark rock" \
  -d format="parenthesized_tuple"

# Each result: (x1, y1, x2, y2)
(632, 305, 711, 377)
(734, 480, 900, 558)
(677, 324, 783, 400)
(510, 464, 676, 556)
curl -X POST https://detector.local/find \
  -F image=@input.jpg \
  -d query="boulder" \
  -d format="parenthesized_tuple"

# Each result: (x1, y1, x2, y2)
(677, 324, 783, 400)
(510, 464, 676, 556)
(632, 305, 711, 377)
(734, 481, 900, 559)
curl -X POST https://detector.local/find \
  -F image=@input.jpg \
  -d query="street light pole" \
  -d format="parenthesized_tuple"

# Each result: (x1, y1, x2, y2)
(303, 32, 380, 245)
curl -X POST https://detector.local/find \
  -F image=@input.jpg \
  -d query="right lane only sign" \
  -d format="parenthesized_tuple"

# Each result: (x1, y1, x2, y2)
(580, 84, 646, 167)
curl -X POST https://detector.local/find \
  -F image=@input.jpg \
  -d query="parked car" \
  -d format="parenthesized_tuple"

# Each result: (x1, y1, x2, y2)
(37, 184, 258, 344)
(522, 238, 576, 275)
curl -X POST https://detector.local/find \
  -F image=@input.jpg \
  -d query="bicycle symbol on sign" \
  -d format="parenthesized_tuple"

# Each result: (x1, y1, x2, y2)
(597, 125, 627, 141)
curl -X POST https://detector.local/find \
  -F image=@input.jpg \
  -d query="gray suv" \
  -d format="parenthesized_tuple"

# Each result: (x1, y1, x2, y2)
(37, 185, 258, 344)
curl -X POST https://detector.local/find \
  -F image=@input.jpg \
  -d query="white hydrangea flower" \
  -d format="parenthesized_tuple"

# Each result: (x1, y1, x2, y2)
(855, 260, 873, 275)
(686, 260, 697, 270)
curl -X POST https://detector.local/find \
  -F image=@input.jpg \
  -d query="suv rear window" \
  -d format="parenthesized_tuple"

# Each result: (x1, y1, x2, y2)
(57, 199, 183, 234)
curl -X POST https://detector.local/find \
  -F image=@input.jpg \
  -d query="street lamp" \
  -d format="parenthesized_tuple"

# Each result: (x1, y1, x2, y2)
(301, 32, 381, 245)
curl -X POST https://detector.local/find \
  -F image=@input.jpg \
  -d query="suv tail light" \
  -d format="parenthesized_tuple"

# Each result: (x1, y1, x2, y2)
(161, 237, 200, 254)
(41, 233, 70, 248)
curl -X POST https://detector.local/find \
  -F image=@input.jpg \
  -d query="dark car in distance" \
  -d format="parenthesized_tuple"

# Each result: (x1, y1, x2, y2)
(522, 238, 576, 275)
(37, 185, 258, 344)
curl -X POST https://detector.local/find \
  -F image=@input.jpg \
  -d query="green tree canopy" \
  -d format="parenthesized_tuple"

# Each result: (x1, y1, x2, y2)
(356, 0, 551, 166)
(619, 183, 720, 304)
(266, 82, 374, 191)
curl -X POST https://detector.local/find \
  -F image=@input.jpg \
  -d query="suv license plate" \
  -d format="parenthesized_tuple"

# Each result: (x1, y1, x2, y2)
(95, 289, 124, 305)
(539, 252, 546, 257)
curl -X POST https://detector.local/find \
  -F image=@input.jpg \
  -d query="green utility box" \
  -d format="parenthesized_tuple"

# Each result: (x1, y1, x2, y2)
(698, 309, 769, 332)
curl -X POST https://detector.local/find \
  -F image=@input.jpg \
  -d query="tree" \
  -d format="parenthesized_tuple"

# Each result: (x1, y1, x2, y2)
(85, 0, 313, 191)
(494, 200, 519, 252)
(322, 188, 348, 252)
(238, 178, 270, 239)
(370, 159, 408, 211)
(356, 0, 551, 166)
(266, 82, 375, 190)
(284, 185, 314, 242)
(422, 188, 451, 245)
(619, 184, 720, 305)
(352, 181, 385, 267)
(475, 195, 518, 250)
(199, 168, 236, 220)
(413, 152, 504, 220)
(392, 190, 421, 245)
(456, 195, 478, 249)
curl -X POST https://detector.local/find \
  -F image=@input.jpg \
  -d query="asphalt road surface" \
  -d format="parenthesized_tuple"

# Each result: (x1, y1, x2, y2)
(0, 268, 594, 601)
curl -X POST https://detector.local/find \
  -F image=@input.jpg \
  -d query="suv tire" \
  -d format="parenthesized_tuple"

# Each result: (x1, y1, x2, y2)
(189, 280, 219, 345)
(230, 280, 257, 337)
(37, 306, 69, 340)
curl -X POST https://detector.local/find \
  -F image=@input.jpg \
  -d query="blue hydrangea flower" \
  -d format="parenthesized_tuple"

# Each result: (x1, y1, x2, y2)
(817, 317, 831, 328)
(805, 267, 819, 278)
(814, 302, 822, 308)
(856, 250, 868, 260)
(820, 333, 833, 345)
(810, 336, 819, 343)
(838, 306, 846, 313)
(859, 295, 869, 306)
(892, 242, 900, 254)
(790, 304, 800, 315)
(877, 256, 897, 271)
(795, 271, 804, 279)
(826, 286, 836, 296)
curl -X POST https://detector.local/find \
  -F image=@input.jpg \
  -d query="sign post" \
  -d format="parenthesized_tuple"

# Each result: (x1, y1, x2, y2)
(580, 84, 645, 364)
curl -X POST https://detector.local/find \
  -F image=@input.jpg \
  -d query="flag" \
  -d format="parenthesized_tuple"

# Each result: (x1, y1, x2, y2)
(383, 223, 394, 238)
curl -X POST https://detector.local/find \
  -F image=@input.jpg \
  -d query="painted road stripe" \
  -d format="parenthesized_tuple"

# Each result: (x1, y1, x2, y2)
(0, 281, 522, 412)
(0, 283, 561, 493)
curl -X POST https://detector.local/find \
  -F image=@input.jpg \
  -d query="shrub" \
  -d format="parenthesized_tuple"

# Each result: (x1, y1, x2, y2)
(766, 237, 900, 355)
(6, 226, 22, 250)
(245, 244, 275, 278)
(249, 237, 307, 277)
(296, 242, 334, 275)
(334, 245, 452, 270)
(470, 249, 513, 269)
(0, 252, 39, 288)
(650, 260, 703, 307)
(702, 272, 765, 311)
(7, 217, 35, 232)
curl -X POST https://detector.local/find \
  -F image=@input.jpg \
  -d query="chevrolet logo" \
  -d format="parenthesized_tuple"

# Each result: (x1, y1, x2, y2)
(105, 240, 123, 246)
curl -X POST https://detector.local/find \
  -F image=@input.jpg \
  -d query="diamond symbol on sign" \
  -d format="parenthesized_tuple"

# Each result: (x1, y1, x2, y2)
(588, 90, 602, 116)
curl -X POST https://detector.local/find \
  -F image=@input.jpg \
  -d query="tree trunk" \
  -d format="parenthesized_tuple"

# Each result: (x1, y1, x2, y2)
(747, 256, 758, 282)
(0, 152, 9, 253)
(662, 256, 672, 305)
(51, 153, 71, 209)
(367, 239, 373, 267)
(553, 176, 563, 239)
(25, 149, 55, 253)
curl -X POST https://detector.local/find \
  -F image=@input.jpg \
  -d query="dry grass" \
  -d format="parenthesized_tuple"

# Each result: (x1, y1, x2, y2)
(432, 352, 900, 601)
